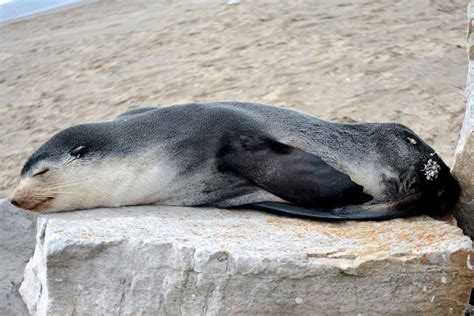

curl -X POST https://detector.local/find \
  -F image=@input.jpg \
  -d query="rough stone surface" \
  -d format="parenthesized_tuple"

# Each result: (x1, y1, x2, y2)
(20, 206, 473, 315)
(0, 199, 37, 316)
(452, 2, 474, 239)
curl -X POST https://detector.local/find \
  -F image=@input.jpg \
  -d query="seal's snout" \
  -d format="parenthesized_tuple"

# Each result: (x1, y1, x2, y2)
(10, 198, 19, 207)
(9, 193, 29, 210)
(10, 192, 54, 212)
(10, 179, 55, 213)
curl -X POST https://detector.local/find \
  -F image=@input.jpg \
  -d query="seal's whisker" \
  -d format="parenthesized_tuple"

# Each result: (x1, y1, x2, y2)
(46, 179, 95, 189)
(46, 191, 86, 198)
(28, 193, 53, 199)
(27, 197, 48, 203)
(33, 183, 92, 193)
(29, 191, 85, 200)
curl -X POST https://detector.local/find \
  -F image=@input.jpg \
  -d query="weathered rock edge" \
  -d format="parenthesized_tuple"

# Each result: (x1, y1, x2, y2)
(0, 199, 37, 316)
(453, 2, 474, 240)
(20, 206, 473, 315)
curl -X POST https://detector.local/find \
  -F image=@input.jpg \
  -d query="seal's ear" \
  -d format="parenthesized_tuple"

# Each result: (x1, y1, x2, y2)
(70, 146, 89, 158)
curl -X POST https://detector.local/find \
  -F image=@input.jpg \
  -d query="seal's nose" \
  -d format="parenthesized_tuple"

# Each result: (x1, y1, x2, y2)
(10, 199, 19, 207)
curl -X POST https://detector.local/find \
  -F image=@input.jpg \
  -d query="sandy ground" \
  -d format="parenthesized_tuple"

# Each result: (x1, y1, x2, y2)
(0, 0, 468, 197)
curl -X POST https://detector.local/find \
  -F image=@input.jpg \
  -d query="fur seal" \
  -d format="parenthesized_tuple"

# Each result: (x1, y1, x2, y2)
(10, 101, 460, 220)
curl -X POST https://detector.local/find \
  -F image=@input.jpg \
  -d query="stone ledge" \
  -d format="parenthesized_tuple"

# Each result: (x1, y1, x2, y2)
(0, 199, 36, 316)
(20, 206, 473, 315)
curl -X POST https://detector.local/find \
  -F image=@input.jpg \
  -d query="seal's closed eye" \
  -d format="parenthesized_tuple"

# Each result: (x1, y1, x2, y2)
(70, 146, 89, 158)
(32, 168, 49, 177)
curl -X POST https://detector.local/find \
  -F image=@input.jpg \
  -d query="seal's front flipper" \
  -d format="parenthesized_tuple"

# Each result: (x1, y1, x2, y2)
(218, 135, 373, 209)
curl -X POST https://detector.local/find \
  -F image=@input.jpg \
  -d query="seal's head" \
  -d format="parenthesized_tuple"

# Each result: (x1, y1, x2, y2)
(10, 124, 111, 212)
(10, 122, 158, 213)
(389, 124, 461, 216)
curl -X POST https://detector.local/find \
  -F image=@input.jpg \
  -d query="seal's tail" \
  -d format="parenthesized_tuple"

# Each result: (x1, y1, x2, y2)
(246, 192, 425, 221)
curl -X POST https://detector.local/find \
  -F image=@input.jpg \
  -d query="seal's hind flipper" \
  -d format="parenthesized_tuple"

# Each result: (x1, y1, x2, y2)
(218, 135, 373, 209)
(245, 202, 348, 220)
(245, 191, 424, 220)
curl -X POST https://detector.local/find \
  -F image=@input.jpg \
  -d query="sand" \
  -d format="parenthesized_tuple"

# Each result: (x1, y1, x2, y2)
(0, 0, 468, 197)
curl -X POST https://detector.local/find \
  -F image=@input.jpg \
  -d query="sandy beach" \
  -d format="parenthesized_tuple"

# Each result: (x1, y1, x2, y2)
(0, 0, 468, 197)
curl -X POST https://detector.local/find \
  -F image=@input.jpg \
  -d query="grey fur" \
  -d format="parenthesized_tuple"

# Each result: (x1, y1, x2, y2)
(19, 101, 460, 218)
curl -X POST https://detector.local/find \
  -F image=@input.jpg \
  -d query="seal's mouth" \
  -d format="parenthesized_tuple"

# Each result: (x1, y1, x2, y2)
(29, 197, 54, 212)
(11, 196, 54, 213)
